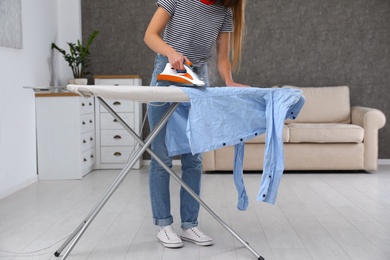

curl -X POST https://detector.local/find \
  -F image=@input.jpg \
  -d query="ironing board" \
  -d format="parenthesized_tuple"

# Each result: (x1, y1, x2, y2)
(55, 84, 278, 260)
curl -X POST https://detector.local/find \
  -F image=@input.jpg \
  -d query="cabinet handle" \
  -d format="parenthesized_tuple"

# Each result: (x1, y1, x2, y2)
(89, 120, 93, 123)
(83, 140, 86, 143)
(114, 152, 122, 156)
(113, 119, 118, 122)
(114, 135, 122, 139)
(90, 137, 94, 141)
(84, 158, 87, 162)
(113, 101, 121, 105)
(81, 103, 85, 106)
(82, 121, 86, 125)
(91, 154, 94, 158)
(89, 102, 92, 106)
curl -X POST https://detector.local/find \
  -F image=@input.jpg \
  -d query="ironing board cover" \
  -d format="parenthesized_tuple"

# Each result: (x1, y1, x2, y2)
(67, 84, 190, 102)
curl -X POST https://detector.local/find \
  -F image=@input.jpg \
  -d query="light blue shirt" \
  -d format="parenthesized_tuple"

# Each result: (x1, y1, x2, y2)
(165, 86, 305, 209)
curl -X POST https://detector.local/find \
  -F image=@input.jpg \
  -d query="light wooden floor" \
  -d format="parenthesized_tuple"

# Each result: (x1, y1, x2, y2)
(1, 164, 390, 260)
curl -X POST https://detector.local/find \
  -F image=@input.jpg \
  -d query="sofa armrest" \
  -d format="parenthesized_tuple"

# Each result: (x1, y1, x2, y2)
(351, 106, 386, 129)
(351, 106, 386, 171)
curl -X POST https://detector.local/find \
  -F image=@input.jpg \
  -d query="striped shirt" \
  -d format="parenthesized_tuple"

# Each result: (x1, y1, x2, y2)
(157, 0, 233, 65)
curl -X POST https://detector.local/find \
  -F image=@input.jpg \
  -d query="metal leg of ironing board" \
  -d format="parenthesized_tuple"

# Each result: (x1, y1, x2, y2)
(54, 101, 181, 259)
(98, 98, 264, 260)
(56, 98, 264, 260)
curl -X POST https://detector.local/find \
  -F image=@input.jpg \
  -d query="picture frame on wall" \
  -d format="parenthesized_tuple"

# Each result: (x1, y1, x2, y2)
(0, 0, 23, 49)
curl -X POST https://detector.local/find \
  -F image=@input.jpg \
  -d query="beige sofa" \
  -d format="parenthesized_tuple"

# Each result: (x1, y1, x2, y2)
(202, 86, 386, 172)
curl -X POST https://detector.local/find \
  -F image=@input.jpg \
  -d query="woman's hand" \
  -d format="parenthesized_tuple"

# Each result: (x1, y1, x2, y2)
(167, 52, 190, 71)
(225, 81, 250, 87)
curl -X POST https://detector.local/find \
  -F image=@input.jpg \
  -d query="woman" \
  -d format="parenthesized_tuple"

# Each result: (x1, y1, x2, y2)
(144, 0, 247, 248)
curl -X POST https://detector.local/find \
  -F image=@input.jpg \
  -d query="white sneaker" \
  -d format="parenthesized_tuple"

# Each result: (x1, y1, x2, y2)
(157, 225, 184, 248)
(180, 227, 214, 246)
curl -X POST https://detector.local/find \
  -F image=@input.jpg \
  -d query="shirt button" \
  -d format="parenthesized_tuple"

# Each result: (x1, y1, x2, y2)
(240, 138, 243, 142)
(223, 143, 226, 146)
(263, 194, 266, 197)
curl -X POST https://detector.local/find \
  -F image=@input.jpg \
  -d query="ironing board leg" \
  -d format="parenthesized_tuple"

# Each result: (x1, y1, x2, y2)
(54, 101, 181, 259)
(55, 98, 264, 260)
(98, 99, 264, 260)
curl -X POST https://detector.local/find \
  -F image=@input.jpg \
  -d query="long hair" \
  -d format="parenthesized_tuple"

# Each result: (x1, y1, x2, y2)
(221, 0, 246, 71)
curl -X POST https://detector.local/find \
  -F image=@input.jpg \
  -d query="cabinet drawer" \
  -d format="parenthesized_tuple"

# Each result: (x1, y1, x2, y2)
(99, 99, 134, 113)
(101, 130, 135, 146)
(100, 112, 135, 129)
(81, 148, 95, 171)
(80, 114, 94, 133)
(80, 131, 95, 152)
(100, 146, 135, 163)
(79, 97, 94, 115)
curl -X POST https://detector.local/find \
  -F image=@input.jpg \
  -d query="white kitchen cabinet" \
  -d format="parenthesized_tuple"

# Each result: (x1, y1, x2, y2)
(35, 92, 95, 180)
(94, 75, 143, 169)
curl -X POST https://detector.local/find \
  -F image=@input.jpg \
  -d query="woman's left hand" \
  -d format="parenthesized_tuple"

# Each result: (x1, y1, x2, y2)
(225, 81, 251, 87)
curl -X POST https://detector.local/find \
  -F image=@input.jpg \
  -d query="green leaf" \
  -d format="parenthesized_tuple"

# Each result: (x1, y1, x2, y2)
(51, 30, 100, 78)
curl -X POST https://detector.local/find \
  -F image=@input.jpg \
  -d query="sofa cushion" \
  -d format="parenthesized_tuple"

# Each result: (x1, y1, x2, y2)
(284, 86, 351, 124)
(245, 125, 290, 144)
(288, 123, 364, 143)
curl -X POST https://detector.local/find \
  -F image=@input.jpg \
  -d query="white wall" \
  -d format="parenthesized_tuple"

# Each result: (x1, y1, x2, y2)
(55, 0, 83, 86)
(0, 0, 81, 199)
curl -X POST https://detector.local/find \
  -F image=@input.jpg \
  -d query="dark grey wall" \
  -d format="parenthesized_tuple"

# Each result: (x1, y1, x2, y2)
(82, 0, 390, 159)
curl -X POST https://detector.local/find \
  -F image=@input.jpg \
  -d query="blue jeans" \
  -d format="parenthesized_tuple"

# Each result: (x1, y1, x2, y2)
(148, 55, 209, 229)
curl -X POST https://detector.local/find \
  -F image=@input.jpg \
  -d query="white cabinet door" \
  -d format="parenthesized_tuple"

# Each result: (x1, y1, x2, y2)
(35, 94, 95, 180)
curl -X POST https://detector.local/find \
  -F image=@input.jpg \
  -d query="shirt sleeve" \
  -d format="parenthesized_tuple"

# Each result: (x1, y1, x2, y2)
(157, 0, 177, 16)
(221, 8, 233, 32)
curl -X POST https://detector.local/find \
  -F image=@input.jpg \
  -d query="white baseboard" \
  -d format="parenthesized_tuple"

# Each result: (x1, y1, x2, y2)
(378, 159, 390, 165)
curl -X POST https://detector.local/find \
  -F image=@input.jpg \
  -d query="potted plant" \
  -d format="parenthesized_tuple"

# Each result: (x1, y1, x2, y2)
(51, 30, 99, 85)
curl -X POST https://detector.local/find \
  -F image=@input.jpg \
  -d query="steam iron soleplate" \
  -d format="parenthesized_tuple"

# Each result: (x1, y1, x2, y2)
(157, 63, 205, 87)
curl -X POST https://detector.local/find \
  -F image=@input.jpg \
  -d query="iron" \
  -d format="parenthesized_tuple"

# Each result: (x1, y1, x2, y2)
(157, 62, 205, 87)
